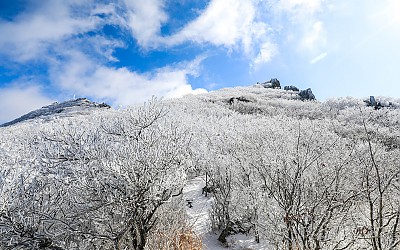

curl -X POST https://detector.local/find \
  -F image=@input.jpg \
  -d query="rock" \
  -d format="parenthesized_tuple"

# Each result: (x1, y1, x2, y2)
(284, 85, 299, 92)
(369, 96, 377, 107)
(258, 78, 281, 89)
(364, 96, 388, 110)
(228, 96, 251, 105)
(299, 88, 316, 100)
(268, 78, 281, 89)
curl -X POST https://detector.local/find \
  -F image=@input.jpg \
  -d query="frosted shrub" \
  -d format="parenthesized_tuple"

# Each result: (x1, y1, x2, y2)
(2, 86, 400, 250)
(0, 99, 191, 250)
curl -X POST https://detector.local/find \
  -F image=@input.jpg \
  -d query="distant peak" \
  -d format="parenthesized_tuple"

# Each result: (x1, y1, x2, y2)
(1, 98, 111, 127)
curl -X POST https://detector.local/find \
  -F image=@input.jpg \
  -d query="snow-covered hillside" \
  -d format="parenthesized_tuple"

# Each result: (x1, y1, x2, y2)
(0, 98, 110, 127)
(1, 86, 400, 250)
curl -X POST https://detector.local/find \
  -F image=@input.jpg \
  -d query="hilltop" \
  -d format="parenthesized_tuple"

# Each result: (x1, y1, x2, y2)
(0, 98, 111, 127)
(3, 83, 400, 128)
(1, 85, 400, 249)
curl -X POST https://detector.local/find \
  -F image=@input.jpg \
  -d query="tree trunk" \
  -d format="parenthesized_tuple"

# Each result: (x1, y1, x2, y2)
(218, 221, 234, 244)
(131, 220, 147, 250)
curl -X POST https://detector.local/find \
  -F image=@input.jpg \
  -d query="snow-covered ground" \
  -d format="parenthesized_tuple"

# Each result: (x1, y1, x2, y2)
(183, 176, 267, 250)
(183, 176, 213, 235)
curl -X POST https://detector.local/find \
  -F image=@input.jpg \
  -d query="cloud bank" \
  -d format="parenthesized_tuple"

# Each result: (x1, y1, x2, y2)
(51, 51, 207, 107)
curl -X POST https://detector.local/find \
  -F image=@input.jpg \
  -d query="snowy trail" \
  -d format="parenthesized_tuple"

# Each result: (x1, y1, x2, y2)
(183, 176, 212, 234)
(183, 176, 267, 250)
(183, 176, 226, 250)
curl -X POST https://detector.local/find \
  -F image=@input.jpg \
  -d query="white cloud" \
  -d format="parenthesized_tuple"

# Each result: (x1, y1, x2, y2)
(0, 0, 276, 70)
(86, 35, 125, 62)
(252, 41, 278, 66)
(51, 52, 207, 107)
(0, 86, 53, 124)
(123, 0, 168, 47)
(161, 0, 274, 65)
(170, 0, 254, 46)
(121, 0, 269, 57)
(301, 21, 327, 51)
(0, 0, 268, 58)
(0, 0, 102, 61)
(276, 0, 323, 20)
(263, 0, 327, 59)
(381, 0, 400, 26)
(310, 52, 327, 64)
(166, 0, 262, 50)
(0, 1, 131, 63)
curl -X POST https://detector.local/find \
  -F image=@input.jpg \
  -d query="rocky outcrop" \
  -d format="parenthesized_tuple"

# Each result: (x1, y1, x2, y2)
(228, 96, 251, 105)
(255, 79, 315, 100)
(1, 98, 111, 127)
(284, 85, 299, 92)
(364, 96, 394, 110)
(257, 78, 281, 89)
(299, 88, 316, 101)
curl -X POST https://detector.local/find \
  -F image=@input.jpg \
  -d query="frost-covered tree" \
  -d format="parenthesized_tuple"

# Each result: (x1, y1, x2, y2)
(0, 99, 191, 250)
(350, 118, 400, 250)
(252, 120, 360, 249)
(2, 86, 400, 249)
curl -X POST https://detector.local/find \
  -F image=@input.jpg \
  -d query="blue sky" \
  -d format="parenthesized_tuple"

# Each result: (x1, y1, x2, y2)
(0, 0, 400, 123)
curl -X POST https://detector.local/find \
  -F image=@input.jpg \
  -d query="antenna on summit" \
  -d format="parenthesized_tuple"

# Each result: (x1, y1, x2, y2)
(73, 94, 76, 100)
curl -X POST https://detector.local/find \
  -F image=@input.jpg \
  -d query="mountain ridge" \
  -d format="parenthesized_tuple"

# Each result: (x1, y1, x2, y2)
(2, 84, 399, 128)
(0, 97, 111, 127)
